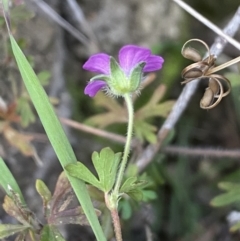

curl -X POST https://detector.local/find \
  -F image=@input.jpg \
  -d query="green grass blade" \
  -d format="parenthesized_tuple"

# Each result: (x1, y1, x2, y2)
(9, 35, 106, 241)
(0, 157, 25, 204)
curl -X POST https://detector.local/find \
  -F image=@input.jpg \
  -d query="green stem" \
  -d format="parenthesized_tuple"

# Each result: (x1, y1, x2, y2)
(113, 93, 134, 196)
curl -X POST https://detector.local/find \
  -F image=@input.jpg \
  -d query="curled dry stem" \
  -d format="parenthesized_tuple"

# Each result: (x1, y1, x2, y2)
(181, 38, 235, 109)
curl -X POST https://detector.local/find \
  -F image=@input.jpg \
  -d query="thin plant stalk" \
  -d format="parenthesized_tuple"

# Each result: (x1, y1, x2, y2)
(207, 56, 240, 75)
(110, 209, 122, 241)
(107, 93, 134, 241)
(113, 93, 134, 195)
(173, 0, 240, 50)
(104, 193, 123, 241)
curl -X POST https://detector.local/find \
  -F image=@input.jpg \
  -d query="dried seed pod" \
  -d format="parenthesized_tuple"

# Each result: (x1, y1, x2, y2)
(203, 55, 216, 67)
(181, 38, 232, 109)
(200, 87, 214, 108)
(181, 62, 211, 81)
(200, 77, 224, 109)
(182, 47, 202, 62)
(210, 74, 231, 98)
(208, 78, 219, 95)
(183, 69, 203, 79)
(181, 39, 211, 62)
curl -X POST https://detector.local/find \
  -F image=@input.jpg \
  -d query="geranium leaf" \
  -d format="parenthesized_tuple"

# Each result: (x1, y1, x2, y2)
(3, 125, 40, 164)
(50, 172, 76, 215)
(51, 206, 101, 226)
(119, 199, 132, 220)
(147, 84, 167, 105)
(86, 82, 174, 143)
(210, 190, 240, 207)
(218, 182, 240, 191)
(120, 176, 147, 194)
(92, 147, 121, 192)
(142, 190, 157, 202)
(120, 177, 137, 193)
(36, 179, 52, 218)
(127, 189, 143, 201)
(134, 120, 157, 143)
(40, 225, 66, 241)
(86, 112, 126, 128)
(3, 195, 29, 225)
(85, 92, 126, 127)
(36, 179, 52, 203)
(0, 224, 27, 239)
(93, 92, 124, 112)
(65, 162, 102, 191)
(136, 100, 174, 120)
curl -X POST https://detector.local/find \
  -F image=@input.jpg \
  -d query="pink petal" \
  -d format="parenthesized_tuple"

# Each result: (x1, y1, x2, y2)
(83, 53, 110, 75)
(118, 45, 151, 76)
(143, 55, 164, 72)
(84, 80, 107, 97)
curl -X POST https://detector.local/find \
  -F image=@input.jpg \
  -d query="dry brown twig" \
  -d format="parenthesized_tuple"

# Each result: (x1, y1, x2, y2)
(163, 146, 240, 159)
(25, 0, 99, 53)
(172, 0, 240, 50)
(59, 118, 240, 160)
(60, 117, 129, 145)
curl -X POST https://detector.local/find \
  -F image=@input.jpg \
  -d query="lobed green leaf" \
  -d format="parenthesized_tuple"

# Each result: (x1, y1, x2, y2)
(120, 176, 147, 194)
(36, 179, 52, 218)
(65, 162, 102, 190)
(92, 147, 121, 192)
(0, 224, 27, 239)
(218, 182, 240, 191)
(210, 190, 240, 207)
(134, 120, 157, 143)
(40, 225, 66, 241)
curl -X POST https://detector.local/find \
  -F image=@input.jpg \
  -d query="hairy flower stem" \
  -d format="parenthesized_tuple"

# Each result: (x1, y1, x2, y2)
(113, 93, 134, 195)
(110, 208, 122, 241)
(105, 193, 123, 241)
(105, 94, 134, 241)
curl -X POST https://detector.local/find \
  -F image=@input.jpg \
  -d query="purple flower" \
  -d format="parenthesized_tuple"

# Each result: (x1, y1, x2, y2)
(84, 80, 106, 97)
(83, 45, 164, 97)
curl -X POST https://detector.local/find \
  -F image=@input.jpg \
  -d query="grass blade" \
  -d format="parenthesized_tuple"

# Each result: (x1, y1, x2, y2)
(9, 34, 106, 241)
(0, 157, 25, 204)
